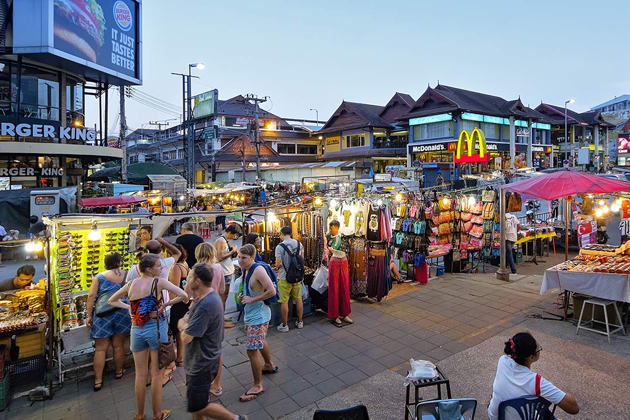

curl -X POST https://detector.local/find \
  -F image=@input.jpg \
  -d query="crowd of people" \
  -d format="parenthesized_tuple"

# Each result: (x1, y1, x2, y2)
(83, 221, 293, 420)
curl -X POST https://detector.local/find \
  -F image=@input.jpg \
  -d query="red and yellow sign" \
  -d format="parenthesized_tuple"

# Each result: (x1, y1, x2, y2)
(455, 128, 488, 163)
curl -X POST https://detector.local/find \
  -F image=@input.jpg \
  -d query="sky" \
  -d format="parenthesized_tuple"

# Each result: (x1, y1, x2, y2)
(87, 0, 630, 134)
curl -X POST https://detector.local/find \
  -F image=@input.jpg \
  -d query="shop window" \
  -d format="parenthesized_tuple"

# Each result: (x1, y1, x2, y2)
(278, 144, 296, 154)
(345, 135, 365, 148)
(414, 122, 450, 140)
(462, 120, 480, 132)
(484, 123, 498, 139)
(66, 77, 84, 125)
(20, 65, 60, 121)
(0, 60, 17, 119)
(297, 144, 317, 154)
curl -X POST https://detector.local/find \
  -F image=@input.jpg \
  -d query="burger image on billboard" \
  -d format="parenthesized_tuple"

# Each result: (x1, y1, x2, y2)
(54, 0, 106, 63)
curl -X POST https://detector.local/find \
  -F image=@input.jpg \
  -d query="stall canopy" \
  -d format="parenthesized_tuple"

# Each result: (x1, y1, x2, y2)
(88, 163, 179, 185)
(502, 169, 630, 200)
(78, 195, 148, 208)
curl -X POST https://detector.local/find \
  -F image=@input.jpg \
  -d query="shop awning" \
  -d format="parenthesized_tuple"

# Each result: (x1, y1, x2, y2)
(79, 196, 148, 208)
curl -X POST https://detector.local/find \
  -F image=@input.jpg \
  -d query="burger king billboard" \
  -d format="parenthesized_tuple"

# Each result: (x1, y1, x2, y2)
(13, 0, 142, 85)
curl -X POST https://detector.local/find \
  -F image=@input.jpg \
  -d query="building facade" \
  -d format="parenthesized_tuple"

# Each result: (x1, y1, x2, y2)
(318, 93, 414, 175)
(0, 0, 140, 190)
(399, 84, 553, 171)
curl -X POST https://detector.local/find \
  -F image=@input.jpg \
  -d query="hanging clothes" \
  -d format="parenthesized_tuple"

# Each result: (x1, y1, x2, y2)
(367, 202, 382, 241)
(349, 236, 367, 296)
(339, 201, 356, 236)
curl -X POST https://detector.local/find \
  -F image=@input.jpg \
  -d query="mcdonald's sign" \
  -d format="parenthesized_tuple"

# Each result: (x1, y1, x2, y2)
(454, 128, 488, 163)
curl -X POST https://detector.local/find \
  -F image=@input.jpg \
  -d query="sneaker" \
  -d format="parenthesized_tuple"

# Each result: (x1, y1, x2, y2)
(277, 323, 289, 333)
(295, 320, 304, 329)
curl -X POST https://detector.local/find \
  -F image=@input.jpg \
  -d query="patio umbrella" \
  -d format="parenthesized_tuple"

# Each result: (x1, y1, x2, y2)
(501, 169, 630, 201)
(502, 169, 630, 261)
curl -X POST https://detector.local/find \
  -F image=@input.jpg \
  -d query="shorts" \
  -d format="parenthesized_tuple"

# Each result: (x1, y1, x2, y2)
(278, 280, 302, 304)
(130, 319, 168, 352)
(245, 322, 269, 351)
(224, 272, 235, 285)
(186, 369, 217, 413)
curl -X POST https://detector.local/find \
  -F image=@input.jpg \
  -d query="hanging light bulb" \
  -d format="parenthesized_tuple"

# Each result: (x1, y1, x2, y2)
(443, 197, 450, 206)
(602, 205, 610, 214)
(395, 193, 403, 202)
(377, 199, 383, 206)
(330, 199, 338, 207)
(33, 241, 43, 252)
(267, 212, 276, 222)
(598, 199, 605, 206)
(88, 222, 101, 241)
(615, 197, 623, 206)
(468, 196, 476, 206)
(595, 208, 603, 218)
(314, 197, 323, 206)
(612, 203, 620, 213)
(179, 195, 185, 201)
(24, 240, 36, 253)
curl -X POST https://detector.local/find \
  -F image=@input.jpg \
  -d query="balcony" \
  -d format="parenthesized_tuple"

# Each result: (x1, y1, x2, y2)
(0, 100, 60, 121)
(373, 140, 407, 149)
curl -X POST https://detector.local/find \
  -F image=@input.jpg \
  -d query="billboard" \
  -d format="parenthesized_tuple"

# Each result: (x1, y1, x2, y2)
(193, 89, 218, 118)
(13, 0, 142, 85)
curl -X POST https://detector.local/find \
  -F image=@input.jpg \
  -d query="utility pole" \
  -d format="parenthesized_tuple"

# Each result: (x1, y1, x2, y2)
(119, 86, 128, 183)
(171, 72, 198, 188)
(245, 94, 269, 181)
(149, 120, 171, 166)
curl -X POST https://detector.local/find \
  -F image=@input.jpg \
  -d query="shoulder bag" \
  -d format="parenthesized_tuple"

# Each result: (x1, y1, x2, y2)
(152, 278, 176, 369)
(95, 272, 127, 318)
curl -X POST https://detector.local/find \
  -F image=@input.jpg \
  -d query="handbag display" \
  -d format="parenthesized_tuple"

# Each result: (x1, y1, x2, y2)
(95, 289, 118, 318)
(482, 189, 495, 202)
(471, 215, 484, 225)
(152, 279, 176, 370)
(452, 248, 461, 261)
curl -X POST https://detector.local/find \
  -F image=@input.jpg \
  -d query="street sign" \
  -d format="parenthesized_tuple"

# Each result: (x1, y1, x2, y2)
(204, 128, 216, 140)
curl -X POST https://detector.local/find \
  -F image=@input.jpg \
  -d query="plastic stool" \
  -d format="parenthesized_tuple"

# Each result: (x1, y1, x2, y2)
(576, 298, 626, 343)
(202, 227, 212, 239)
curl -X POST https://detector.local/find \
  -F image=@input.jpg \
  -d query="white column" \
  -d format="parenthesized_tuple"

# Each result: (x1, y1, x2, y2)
(594, 125, 600, 170)
(509, 117, 516, 169)
(549, 129, 554, 168)
(527, 119, 533, 168)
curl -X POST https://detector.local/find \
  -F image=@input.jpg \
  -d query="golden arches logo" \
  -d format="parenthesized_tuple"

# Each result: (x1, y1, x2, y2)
(455, 128, 488, 163)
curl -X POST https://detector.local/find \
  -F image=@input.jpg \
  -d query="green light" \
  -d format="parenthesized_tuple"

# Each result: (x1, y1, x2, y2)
(461, 112, 484, 122)
(409, 113, 452, 125)
(533, 123, 551, 130)
(483, 115, 504, 125)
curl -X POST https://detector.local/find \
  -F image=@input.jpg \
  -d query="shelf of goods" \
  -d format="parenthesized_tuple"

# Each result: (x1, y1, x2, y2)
(52, 227, 132, 332)
(0, 290, 48, 363)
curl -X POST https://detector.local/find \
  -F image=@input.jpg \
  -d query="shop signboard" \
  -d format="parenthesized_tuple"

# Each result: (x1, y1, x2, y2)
(13, 0, 142, 84)
(454, 129, 488, 163)
(0, 177, 9, 191)
(373, 173, 392, 183)
(193, 89, 219, 118)
(617, 136, 630, 155)
(409, 143, 449, 153)
(0, 122, 97, 141)
(517, 128, 530, 137)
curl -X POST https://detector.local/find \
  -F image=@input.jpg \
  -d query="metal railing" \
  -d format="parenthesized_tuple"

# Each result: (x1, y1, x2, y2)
(373, 140, 407, 149)
(0, 100, 60, 121)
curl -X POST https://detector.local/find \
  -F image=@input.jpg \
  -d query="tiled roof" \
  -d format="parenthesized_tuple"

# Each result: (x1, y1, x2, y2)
(535, 104, 613, 127)
(344, 102, 392, 127)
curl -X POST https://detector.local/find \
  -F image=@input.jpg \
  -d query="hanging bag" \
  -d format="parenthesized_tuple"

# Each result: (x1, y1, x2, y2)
(244, 262, 280, 305)
(152, 278, 176, 370)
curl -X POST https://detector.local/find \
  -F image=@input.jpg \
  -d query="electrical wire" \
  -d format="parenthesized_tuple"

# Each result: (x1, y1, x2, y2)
(129, 88, 181, 112)
(128, 96, 181, 117)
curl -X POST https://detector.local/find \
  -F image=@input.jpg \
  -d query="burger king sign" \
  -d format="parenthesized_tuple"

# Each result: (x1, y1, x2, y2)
(114, 1, 132, 31)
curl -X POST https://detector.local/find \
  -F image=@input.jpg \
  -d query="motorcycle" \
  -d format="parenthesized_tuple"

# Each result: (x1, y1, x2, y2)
(597, 226, 609, 244)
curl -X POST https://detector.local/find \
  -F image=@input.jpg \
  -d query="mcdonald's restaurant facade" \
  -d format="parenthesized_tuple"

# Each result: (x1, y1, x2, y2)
(399, 84, 554, 176)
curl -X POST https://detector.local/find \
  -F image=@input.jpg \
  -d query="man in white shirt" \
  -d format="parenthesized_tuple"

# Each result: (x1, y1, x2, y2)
(505, 213, 520, 274)
(215, 224, 241, 328)
(126, 237, 181, 283)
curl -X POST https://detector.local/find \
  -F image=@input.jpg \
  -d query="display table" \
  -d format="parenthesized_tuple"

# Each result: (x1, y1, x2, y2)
(541, 270, 630, 303)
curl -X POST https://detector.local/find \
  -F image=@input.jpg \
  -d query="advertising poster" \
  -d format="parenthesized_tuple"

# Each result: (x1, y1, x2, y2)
(53, 0, 138, 79)
(193, 89, 219, 118)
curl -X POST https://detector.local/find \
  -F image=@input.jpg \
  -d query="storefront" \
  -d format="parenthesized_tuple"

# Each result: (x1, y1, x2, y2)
(617, 134, 630, 166)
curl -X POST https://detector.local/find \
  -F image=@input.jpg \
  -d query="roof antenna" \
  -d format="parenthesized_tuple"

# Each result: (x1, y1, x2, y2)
(437, 80, 440, 85)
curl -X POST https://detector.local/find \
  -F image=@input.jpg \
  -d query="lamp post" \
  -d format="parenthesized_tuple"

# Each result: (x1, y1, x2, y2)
(564, 98, 574, 165)
(310, 108, 319, 127)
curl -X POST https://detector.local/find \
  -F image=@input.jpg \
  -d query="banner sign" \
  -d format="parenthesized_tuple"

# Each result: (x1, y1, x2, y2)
(1, 122, 97, 141)
(618, 136, 630, 155)
(455, 129, 488, 163)
(193, 89, 219, 118)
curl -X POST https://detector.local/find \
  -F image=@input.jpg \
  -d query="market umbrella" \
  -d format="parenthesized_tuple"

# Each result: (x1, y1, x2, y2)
(501, 169, 630, 201)
(502, 169, 630, 260)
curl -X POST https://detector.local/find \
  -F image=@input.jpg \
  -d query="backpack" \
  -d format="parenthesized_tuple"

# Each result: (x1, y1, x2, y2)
(244, 262, 279, 306)
(279, 242, 305, 284)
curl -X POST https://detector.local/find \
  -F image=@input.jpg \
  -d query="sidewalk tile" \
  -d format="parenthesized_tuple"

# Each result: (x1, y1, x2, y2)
(337, 369, 368, 386)
(315, 377, 347, 397)
(279, 377, 311, 395)
(265, 397, 301, 419)
(324, 360, 354, 375)
(291, 387, 326, 407)
(306, 368, 334, 386)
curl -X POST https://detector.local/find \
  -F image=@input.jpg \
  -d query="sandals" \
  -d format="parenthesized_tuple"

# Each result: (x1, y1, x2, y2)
(175, 360, 184, 367)
(115, 369, 126, 380)
(162, 376, 172, 388)
(262, 366, 278, 374)
(152, 410, 170, 420)
(239, 388, 266, 402)
(210, 387, 223, 397)
(134, 415, 146, 420)
(93, 381, 103, 392)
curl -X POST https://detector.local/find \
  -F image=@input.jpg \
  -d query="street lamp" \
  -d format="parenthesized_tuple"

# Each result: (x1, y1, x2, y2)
(564, 98, 574, 165)
(310, 108, 319, 127)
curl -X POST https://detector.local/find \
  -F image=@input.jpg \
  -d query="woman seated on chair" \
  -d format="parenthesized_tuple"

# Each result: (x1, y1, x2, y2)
(488, 332, 579, 420)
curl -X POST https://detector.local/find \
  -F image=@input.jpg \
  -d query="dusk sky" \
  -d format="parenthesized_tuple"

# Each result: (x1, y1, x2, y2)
(87, 0, 629, 134)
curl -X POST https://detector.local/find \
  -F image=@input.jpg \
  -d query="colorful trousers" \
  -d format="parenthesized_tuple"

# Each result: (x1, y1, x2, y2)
(328, 256, 351, 319)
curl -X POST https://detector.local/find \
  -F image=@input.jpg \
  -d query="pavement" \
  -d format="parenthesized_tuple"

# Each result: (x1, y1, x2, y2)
(1, 240, 627, 420)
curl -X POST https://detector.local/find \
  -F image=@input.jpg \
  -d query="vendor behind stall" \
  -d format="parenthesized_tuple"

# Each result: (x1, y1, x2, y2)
(0, 264, 35, 292)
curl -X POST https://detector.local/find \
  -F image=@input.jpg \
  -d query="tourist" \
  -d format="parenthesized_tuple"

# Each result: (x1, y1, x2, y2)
(244, 233, 263, 262)
(136, 225, 153, 249)
(176, 222, 204, 268)
(215, 224, 241, 328)
(127, 237, 181, 283)
(505, 212, 520, 274)
(26, 216, 46, 260)
(390, 257, 403, 284)
(86, 252, 131, 391)
(178, 264, 247, 420)
(168, 244, 189, 366)
(108, 254, 188, 420)
(435, 171, 444, 188)
(191, 242, 225, 396)
(0, 264, 35, 292)
(0, 221, 6, 266)
(274, 226, 304, 332)
(237, 244, 277, 402)
(215, 202, 226, 235)
(488, 332, 579, 420)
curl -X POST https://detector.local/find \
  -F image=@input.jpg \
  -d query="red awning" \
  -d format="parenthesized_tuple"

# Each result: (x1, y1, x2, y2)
(79, 196, 148, 208)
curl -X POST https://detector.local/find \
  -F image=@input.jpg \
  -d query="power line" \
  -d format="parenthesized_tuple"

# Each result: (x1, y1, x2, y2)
(128, 96, 181, 117)
(129, 88, 181, 112)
